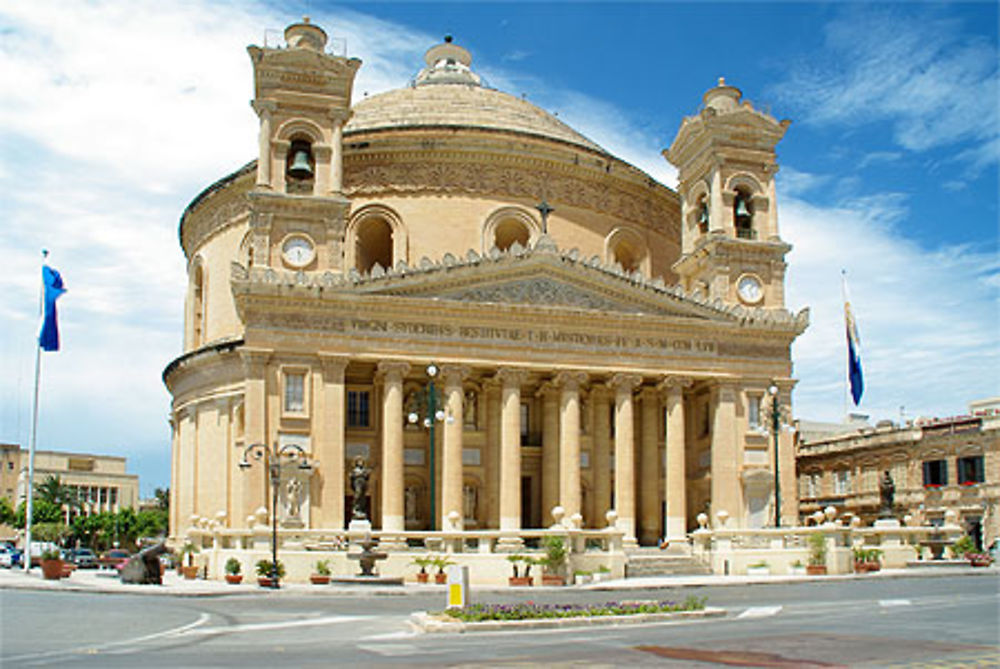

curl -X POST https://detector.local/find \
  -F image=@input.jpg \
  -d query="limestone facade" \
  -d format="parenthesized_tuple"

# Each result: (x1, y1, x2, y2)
(796, 404, 1000, 550)
(164, 20, 808, 548)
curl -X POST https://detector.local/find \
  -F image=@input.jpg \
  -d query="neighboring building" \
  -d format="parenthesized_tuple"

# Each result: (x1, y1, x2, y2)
(13, 448, 139, 518)
(796, 400, 1000, 549)
(1, 443, 20, 504)
(164, 19, 808, 548)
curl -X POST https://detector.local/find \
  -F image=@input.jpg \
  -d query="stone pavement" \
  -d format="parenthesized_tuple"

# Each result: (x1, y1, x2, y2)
(0, 564, 994, 597)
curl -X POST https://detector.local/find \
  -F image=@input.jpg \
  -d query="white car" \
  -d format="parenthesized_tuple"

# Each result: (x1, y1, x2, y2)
(0, 546, 23, 568)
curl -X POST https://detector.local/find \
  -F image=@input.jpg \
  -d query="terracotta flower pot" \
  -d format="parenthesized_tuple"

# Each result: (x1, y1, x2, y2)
(508, 576, 533, 587)
(310, 575, 331, 585)
(970, 559, 992, 568)
(416, 572, 429, 584)
(41, 559, 63, 581)
(541, 574, 565, 586)
(181, 565, 199, 580)
(806, 565, 827, 576)
(225, 574, 243, 585)
(258, 577, 277, 588)
(434, 572, 447, 584)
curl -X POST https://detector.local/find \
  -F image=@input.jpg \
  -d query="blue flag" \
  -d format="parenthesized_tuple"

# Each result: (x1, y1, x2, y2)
(39, 265, 66, 352)
(843, 276, 863, 406)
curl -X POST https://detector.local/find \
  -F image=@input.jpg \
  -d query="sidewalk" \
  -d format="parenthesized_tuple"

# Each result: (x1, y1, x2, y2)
(1, 564, 994, 598)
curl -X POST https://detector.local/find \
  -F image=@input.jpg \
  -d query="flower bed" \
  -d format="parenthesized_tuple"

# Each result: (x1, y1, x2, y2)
(441, 596, 706, 623)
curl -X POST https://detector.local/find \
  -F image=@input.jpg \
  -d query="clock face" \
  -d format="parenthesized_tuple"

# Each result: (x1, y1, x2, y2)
(282, 235, 315, 268)
(737, 275, 764, 305)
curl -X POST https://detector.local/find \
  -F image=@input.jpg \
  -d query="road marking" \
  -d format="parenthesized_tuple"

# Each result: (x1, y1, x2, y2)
(738, 606, 783, 619)
(188, 614, 368, 635)
(362, 630, 420, 640)
(357, 643, 423, 657)
(7, 613, 211, 665)
(879, 599, 912, 608)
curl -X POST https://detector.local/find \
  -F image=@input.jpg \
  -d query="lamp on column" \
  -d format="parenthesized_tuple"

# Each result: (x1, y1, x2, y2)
(406, 363, 445, 530)
(768, 383, 782, 528)
(238, 441, 311, 588)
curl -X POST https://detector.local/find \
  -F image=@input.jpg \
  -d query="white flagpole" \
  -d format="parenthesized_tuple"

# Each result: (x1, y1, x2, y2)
(841, 270, 849, 423)
(23, 249, 47, 572)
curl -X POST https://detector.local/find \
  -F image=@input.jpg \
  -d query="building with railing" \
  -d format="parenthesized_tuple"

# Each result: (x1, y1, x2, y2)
(796, 400, 999, 550)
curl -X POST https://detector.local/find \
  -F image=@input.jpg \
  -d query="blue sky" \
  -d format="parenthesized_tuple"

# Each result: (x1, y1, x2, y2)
(1, 1, 997, 496)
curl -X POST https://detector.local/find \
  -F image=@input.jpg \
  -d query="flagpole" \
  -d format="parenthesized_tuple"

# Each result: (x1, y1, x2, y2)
(23, 249, 47, 572)
(841, 270, 848, 422)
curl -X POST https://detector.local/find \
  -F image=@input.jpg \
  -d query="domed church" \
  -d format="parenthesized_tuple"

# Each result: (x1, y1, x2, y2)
(164, 18, 808, 554)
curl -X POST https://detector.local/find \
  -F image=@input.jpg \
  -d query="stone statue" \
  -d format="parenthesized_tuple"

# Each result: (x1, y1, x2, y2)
(878, 470, 895, 519)
(285, 478, 302, 518)
(350, 456, 371, 520)
(404, 485, 418, 522)
(463, 483, 477, 522)
(119, 541, 167, 585)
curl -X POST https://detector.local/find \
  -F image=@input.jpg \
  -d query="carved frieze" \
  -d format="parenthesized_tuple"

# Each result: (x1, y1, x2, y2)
(437, 277, 657, 315)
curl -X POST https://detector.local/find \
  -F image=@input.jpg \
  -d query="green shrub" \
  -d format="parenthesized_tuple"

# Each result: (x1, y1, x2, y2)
(440, 596, 707, 622)
(808, 533, 827, 566)
(224, 557, 241, 575)
(314, 559, 331, 576)
(255, 559, 285, 578)
(951, 535, 976, 558)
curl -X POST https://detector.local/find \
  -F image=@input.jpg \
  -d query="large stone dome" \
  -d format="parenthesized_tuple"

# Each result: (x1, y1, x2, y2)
(343, 37, 606, 155)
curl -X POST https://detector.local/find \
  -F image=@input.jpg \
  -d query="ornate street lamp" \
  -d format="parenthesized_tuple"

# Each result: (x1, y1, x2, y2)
(768, 384, 782, 528)
(238, 441, 311, 588)
(406, 363, 446, 530)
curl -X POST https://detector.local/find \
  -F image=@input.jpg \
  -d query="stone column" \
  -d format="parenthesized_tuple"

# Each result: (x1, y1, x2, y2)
(252, 100, 275, 189)
(497, 368, 528, 545)
(539, 382, 559, 525)
(556, 371, 587, 520)
(239, 349, 271, 527)
(711, 381, 741, 527)
(378, 361, 410, 534)
(591, 385, 611, 525)
(315, 354, 348, 530)
(639, 386, 660, 545)
(660, 377, 691, 542)
(330, 121, 344, 193)
(610, 373, 641, 547)
(440, 365, 469, 530)
(483, 378, 501, 528)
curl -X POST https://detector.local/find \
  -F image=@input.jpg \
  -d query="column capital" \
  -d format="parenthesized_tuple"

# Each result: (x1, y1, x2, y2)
(711, 378, 739, 401)
(608, 373, 642, 394)
(657, 375, 694, 396)
(495, 367, 529, 388)
(251, 98, 277, 117)
(439, 364, 471, 387)
(553, 370, 588, 391)
(317, 352, 349, 376)
(535, 380, 558, 398)
(376, 360, 411, 384)
(239, 348, 273, 376)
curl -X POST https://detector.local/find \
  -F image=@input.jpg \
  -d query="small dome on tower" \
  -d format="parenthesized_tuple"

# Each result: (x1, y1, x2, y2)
(702, 77, 742, 113)
(285, 17, 328, 51)
(414, 36, 482, 86)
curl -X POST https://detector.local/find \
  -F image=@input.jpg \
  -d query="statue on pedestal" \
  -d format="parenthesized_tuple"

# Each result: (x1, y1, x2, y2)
(878, 470, 895, 519)
(350, 456, 371, 521)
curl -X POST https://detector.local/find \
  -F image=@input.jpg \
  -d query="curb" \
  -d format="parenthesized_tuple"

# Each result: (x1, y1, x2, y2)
(409, 607, 727, 633)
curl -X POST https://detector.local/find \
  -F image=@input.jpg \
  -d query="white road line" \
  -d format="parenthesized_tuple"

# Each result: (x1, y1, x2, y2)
(8, 613, 212, 665)
(357, 643, 423, 657)
(187, 614, 369, 636)
(361, 630, 420, 641)
(879, 599, 912, 608)
(737, 606, 783, 619)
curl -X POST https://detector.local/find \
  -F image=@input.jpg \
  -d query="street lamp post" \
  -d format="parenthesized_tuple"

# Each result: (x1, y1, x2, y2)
(406, 364, 445, 531)
(239, 441, 311, 588)
(768, 384, 782, 528)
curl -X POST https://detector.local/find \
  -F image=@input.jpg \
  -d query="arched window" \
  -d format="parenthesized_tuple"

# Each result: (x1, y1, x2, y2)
(355, 216, 393, 273)
(482, 207, 539, 253)
(605, 227, 649, 275)
(190, 261, 205, 348)
(494, 218, 531, 251)
(733, 189, 754, 239)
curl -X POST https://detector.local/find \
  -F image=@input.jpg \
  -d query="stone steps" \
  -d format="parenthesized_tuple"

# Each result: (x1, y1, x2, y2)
(625, 553, 713, 578)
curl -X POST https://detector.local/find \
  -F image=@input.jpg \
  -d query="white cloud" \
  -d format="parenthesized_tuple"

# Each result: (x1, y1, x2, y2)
(782, 185, 999, 423)
(770, 7, 999, 170)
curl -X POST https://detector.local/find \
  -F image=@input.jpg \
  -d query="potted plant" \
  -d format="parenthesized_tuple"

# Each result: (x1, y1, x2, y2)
(255, 559, 285, 587)
(507, 554, 534, 586)
(573, 569, 592, 585)
(40, 548, 63, 581)
(540, 536, 568, 586)
(807, 533, 827, 575)
(431, 555, 454, 584)
(966, 552, 993, 568)
(951, 535, 975, 559)
(224, 557, 242, 584)
(853, 547, 883, 573)
(412, 555, 434, 584)
(180, 543, 200, 580)
(746, 560, 770, 576)
(310, 559, 331, 585)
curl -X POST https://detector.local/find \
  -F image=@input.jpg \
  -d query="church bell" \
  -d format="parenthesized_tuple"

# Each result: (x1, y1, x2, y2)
(288, 150, 314, 179)
(734, 198, 751, 218)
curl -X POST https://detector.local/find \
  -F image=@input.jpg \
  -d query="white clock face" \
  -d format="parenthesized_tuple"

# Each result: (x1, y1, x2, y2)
(282, 235, 315, 267)
(737, 275, 763, 304)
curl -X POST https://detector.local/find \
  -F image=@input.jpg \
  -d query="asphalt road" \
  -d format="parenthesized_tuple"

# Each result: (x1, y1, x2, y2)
(2, 574, 997, 667)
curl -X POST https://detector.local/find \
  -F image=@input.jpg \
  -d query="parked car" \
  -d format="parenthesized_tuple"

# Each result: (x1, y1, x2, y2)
(0, 546, 23, 568)
(99, 549, 131, 570)
(67, 548, 99, 569)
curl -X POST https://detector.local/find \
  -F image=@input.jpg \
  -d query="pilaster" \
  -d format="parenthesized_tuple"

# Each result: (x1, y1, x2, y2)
(315, 353, 348, 530)
(638, 385, 660, 545)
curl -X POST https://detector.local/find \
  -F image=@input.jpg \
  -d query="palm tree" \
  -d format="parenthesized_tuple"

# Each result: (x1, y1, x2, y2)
(34, 475, 80, 521)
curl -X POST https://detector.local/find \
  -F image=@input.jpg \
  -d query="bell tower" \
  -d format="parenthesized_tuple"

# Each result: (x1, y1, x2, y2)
(664, 79, 791, 308)
(245, 18, 361, 273)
